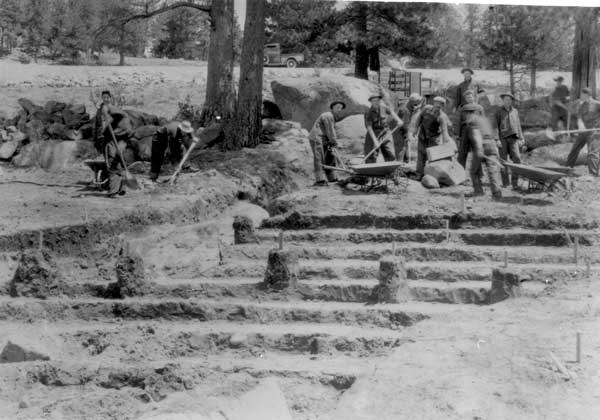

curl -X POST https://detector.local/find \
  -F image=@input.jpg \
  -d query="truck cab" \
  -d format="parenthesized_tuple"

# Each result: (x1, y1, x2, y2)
(263, 43, 304, 68)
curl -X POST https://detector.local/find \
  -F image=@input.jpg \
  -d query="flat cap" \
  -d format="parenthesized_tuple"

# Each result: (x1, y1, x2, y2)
(461, 103, 479, 112)
(433, 96, 446, 104)
(461, 68, 474, 75)
(500, 92, 515, 100)
(329, 101, 346, 110)
(582, 87, 593, 95)
(368, 94, 383, 102)
(553, 76, 564, 82)
(408, 93, 422, 102)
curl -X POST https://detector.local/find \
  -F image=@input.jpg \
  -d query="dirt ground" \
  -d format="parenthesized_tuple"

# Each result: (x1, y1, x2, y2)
(2, 59, 600, 420)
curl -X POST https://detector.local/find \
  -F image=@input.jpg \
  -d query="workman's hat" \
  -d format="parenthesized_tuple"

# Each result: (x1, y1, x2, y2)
(461, 103, 479, 112)
(433, 96, 446, 104)
(582, 87, 593, 95)
(463, 89, 475, 97)
(408, 92, 422, 102)
(178, 120, 194, 134)
(553, 76, 564, 82)
(500, 92, 515, 100)
(368, 94, 383, 102)
(101, 90, 112, 97)
(329, 101, 346, 110)
(461, 68, 474, 75)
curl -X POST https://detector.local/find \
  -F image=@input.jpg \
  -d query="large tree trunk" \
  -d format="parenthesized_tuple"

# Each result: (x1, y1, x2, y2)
(119, 27, 125, 66)
(530, 61, 537, 97)
(202, 0, 236, 123)
(572, 8, 598, 99)
(223, 0, 265, 150)
(354, 3, 369, 80)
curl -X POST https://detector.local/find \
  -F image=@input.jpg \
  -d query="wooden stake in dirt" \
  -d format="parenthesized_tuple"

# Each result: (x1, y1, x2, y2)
(576, 332, 582, 363)
(504, 250, 509, 268)
(445, 220, 450, 242)
(460, 193, 465, 214)
(278, 231, 284, 250)
(574, 236, 579, 265)
(392, 241, 396, 256)
(38, 231, 43, 251)
(586, 257, 591, 278)
(549, 351, 572, 380)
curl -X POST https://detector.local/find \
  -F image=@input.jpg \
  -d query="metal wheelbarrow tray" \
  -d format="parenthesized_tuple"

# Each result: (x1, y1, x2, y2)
(501, 161, 573, 194)
(322, 161, 409, 192)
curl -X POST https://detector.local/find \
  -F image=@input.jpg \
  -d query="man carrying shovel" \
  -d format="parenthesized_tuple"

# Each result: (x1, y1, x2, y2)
(97, 96, 135, 197)
(364, 95, 402, 164)
(308, 101, 346, 186)
(565, 87, 600, 176)
(150, 120, 198, 182)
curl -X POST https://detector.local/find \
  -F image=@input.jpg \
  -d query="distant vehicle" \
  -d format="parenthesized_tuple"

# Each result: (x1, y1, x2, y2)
(263, 43, 304, 68)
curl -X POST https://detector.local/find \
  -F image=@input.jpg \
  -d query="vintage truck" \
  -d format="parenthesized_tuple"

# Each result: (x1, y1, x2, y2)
(263, 43, 305, 68)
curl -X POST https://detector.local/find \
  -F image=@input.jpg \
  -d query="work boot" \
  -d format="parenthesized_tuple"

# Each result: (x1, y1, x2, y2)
(313, 180, 328, 187)
(149, 172, 159, 182)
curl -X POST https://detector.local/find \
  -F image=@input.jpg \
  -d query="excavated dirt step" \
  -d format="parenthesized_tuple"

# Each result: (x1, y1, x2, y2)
(0, 298, 445, 329)
(254, 228, 600, 247)
(0, 355, 362, 417)
(204, 259, 593, 283)
(225, 241, 600, 264)
(143, 278, 492, 305)
(261, 212, 600, 231)
(0, 320, 405, 359)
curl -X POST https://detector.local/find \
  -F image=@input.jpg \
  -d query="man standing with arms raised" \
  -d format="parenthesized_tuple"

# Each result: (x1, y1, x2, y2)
(364, 94, 402, 163)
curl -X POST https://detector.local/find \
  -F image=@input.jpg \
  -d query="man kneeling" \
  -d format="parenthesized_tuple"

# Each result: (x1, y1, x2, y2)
(150, 120, 197, 182)
(463, 104, 502, 199)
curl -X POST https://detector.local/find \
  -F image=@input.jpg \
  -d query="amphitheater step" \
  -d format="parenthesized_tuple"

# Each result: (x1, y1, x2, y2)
(0, 297, 447, 329)
(203, 259, 593, 283)
(254, 228, 600, 247)
(0, 320, 405, 360)
(225, 242, 599, 264)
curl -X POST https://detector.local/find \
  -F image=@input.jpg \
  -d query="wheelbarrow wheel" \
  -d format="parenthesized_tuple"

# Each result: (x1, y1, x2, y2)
(392, 169, 409, 190)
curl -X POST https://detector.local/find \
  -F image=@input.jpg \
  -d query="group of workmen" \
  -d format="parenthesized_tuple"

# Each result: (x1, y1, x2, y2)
(309, 68, 600, 198)
(94, 90, 198, 197)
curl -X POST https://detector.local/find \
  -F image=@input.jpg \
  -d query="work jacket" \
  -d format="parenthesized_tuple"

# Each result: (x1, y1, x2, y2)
(309, 112, 338, 147)
(494, 106, 523, 141)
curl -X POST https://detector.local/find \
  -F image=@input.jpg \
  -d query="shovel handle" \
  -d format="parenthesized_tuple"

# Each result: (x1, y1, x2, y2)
(106, 124, 129, 171)
(169, 138, 199, 185)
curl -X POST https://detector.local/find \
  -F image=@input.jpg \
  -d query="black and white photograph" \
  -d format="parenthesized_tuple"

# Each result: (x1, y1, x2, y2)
(0, 0, 599, 418)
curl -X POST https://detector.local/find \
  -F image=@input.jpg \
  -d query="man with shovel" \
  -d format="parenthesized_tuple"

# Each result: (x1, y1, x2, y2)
(364, 95, 402, 164)
(565, 87, 600, 176)
(308, 101, 346, 186)
(150, 120, 198, 182)
(97, 96, 135, 197)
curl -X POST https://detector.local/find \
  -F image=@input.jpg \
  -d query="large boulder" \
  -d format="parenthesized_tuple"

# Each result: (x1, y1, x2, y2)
(335, 114, 366, 155)
(0, 341, 50, 363)
(271, 75, 392, 129)
(523, 129, 565, 151)
(12, 140, 92, 170)
(9, 250, 62, 299)
(0, 140, 22, 160)
(134, 125, 160, 139)
(124, 109, 161, 128)
(424, 159, 467, 186)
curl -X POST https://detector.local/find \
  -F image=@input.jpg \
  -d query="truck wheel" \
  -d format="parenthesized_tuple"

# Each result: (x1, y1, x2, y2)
(286, 58, 298, 68)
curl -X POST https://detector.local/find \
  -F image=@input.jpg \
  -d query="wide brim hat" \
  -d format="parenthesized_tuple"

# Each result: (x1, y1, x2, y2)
(499, 93, 515, 100)
(553, 76, 564, 82)
(368, 95, 383, 102)
(461, 68, 474, 75)
(582, 87, 593, 95)
(408, 93, 422, 102)
(433, 96, 446, 104)
(329, 101, 346, 110)
(461, 103, 479, 112)
(178, 120, 194, 134)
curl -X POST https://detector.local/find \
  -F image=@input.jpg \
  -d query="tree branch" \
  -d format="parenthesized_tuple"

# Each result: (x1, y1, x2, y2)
(122, 1, 211, 25)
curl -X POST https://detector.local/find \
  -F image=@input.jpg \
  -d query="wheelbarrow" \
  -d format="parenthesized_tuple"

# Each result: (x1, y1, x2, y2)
(322, 161, 409, 192)
(501, 160, 574, 195)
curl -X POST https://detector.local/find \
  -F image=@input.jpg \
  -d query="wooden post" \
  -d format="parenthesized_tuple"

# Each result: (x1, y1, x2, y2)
(586, 256, 591, 278)
(576, 332, 582, 363)
(38, 231, 43, 251)
(460, 193, 465, 214)
(278, 231, 284, 250)
(391, 241, 396, 256)
(574, 236, 579, 265)
(445, 219, 450, 242)
(504, 250, 508, 268)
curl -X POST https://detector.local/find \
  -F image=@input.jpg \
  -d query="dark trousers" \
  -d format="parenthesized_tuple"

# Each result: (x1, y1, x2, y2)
(550, 107, 568, 131)
(567, 132, 600, 176)
(102, 128, 125, 196)
(457, 124, 469, 168)
(392, 130, 409, 163)
(365, 130, 395, 163)
(309, 136, 337, 182)
(470, 142, 502, 197)
(150, 131, 183, 177)
(499, 135, 522, 188)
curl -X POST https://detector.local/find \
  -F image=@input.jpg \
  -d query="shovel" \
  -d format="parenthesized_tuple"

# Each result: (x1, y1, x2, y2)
(168, 136, 200, 185)
(362, 125, 401, 163)
(545, 127, 600, 141)
(106, 124, 140, 190)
